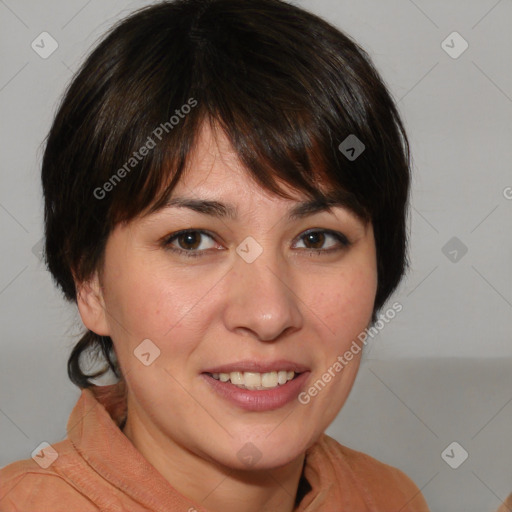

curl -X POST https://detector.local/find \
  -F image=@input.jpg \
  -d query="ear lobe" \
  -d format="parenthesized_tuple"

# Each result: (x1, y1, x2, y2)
(76, 272, 111, 336)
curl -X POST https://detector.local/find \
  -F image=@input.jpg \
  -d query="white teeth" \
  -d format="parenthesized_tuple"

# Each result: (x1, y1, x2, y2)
(211, 370, 296, 389)
(230, 372, 244, 386)
(244, 372, 261, 389)
(277, 370, 288, 385)
(261, 371, 278, 388)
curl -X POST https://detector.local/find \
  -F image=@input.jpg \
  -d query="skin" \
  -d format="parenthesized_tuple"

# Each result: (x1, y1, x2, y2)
(77, 121, 378, 512)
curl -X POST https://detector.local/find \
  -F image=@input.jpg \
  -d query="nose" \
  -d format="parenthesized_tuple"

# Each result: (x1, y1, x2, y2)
(222, 248, 304, 342)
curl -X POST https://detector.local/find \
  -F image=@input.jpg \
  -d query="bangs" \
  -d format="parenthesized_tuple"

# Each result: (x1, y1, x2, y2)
(124, 113, 371, 226)
(100, 0, 379, 227)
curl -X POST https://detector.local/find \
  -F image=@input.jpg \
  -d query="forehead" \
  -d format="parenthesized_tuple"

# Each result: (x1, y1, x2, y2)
(141, 118, 370, 225)
(174, 121, 306, 202)
(143, 121, 370, 230)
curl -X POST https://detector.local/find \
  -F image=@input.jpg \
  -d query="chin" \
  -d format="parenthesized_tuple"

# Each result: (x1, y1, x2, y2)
(210, 430, 317, 472)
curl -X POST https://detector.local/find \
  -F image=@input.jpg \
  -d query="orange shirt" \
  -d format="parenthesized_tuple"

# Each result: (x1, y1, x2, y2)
(495, 494, 512, 512)
(0, 383, 429, 511)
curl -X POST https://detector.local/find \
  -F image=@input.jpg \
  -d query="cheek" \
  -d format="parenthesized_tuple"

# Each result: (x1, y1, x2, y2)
(101, 256, 177, 340)
(102, 255, 217, 355)
(316, 263, 377, 342)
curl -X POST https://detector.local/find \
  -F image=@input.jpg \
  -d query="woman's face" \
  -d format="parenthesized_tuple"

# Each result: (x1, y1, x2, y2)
(79, 122, 377, 471)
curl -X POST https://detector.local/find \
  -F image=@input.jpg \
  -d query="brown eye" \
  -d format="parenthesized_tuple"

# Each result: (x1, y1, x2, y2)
(294, 229, 350, 252)
(177, 232, 202, 250)
(303, 231, 325, 249)
(164, 230, 218, 256)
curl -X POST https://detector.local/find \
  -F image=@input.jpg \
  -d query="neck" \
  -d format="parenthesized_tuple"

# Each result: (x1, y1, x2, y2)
(122, 414, 307, 512)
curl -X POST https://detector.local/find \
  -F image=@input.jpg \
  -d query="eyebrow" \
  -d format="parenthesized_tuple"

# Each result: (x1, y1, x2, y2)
(160, 193, 366, 221)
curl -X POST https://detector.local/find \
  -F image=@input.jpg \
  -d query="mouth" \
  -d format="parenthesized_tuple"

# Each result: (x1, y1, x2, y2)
(201, 361, 310, 411)
(205, 370, 300, 390)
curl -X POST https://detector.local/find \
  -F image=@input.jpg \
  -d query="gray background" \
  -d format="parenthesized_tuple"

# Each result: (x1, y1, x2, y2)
(0, 0, 511, 510)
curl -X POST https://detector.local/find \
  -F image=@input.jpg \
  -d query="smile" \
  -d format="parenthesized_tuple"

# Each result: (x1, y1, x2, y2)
(202, 368, 310, 412)
(207, 370, 296, 390)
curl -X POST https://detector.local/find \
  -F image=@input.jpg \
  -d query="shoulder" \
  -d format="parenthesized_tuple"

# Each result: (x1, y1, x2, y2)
(0, 440, 99, 511)
(496, 494, 512, 512)
(314, 434, 430, 511)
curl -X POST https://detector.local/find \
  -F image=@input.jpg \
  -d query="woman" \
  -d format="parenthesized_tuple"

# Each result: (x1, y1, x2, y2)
(0, 0, 429, 510)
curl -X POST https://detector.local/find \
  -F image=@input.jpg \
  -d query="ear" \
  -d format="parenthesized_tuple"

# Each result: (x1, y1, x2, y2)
(76, 272, 111, 336)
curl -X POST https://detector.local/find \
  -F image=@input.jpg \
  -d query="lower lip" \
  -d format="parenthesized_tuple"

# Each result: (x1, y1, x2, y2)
(202, 372, 310, 412)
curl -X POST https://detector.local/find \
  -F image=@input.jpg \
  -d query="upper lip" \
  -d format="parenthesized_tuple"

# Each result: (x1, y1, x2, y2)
(203, 360, 310, 374)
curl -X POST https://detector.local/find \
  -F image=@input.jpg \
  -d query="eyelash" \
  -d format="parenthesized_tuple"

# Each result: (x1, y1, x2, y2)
(162, 228, 351, 258)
